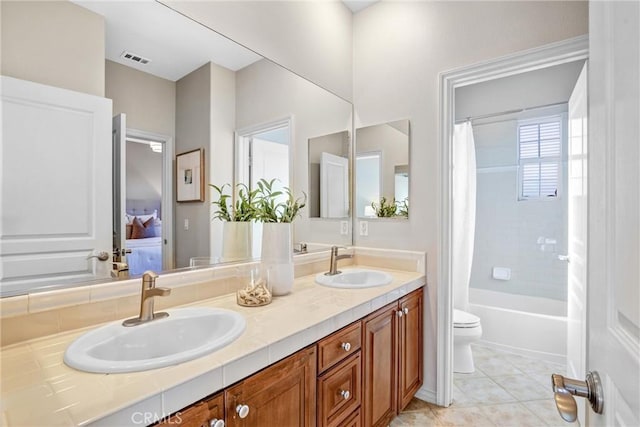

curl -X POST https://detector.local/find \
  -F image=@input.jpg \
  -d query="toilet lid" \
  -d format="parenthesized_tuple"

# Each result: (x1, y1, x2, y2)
(453, 309, 480, 327)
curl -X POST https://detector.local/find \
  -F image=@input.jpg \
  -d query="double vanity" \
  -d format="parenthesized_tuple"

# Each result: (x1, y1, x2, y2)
(0, 249, 426, 426)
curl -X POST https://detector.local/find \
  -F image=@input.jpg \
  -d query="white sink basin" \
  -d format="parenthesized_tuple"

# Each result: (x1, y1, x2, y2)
(64, 307, 246, 373)
(315, 269, 393, 289)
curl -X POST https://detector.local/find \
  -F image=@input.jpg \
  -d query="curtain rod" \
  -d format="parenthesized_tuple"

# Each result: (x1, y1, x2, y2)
(454, 101, 568, 124)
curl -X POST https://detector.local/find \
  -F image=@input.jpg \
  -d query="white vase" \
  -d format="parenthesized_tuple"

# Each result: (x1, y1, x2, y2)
(222, 221, 252, 262)
(261, 222, 294, 295)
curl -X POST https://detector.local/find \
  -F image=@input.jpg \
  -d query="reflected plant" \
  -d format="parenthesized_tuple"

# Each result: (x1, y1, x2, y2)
(371, 197, 398, 218)
(396, 198, 409, 218)
(210, 183, 259, 222)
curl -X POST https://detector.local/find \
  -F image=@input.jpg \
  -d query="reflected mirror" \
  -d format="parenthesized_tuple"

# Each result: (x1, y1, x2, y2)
(0, 1, 352, 297)
(355, 120, 410, 218)
(308, 131, 351, 219)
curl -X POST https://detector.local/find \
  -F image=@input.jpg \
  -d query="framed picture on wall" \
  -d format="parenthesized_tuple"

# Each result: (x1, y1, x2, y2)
(176, 148, 204, 202)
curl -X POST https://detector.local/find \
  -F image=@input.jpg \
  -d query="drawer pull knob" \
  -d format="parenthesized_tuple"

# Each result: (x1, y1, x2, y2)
(236, 404, 250, 419)
(341, 342, 351, 352)
(403, 307, 409, 315)
(340, 389, 351, 400)
(397, 310, 403, 318)
(209, 419, 225, 427)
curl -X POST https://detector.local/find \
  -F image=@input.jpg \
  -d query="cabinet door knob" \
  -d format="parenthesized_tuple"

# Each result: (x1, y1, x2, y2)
(209, 419, 225, 427)
(341, 342, 351, 352)
(340, 389, 350, 400)
(403, 307, 409, 315)
(397, 310, 403, 318)
(236, 404, 250, 419)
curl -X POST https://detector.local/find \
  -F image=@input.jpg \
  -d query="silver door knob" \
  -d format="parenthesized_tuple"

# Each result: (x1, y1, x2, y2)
(551, 371, 603, 423)
(236, 404, 249, 419)
(403, 307, 409, 315)
(341, 342, 351, 352)
(209, 419, 224, 427)
(340, 389, 350, 400)
(87, 251, 109, 261)
(397, 310, 403, 318)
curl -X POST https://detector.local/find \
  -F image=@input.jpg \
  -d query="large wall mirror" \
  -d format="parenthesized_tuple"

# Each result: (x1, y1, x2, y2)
(0, 1, 352, 297)
(355, 119, 410, 219)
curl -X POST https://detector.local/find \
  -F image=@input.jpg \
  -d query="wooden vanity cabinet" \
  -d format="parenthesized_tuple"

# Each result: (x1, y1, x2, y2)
(154, 392, 224, 427)
(362, 288, 424, 427)
(224, 345, 317, 427)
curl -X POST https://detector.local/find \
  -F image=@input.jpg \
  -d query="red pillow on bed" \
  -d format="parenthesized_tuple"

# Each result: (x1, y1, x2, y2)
(130, 217, 156, 239)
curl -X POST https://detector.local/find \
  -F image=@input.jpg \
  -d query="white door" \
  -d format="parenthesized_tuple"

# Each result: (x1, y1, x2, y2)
(320, 152, 348, 218)
(112, 114, 127, 263)
(0, 76, 112, 295)
(566, 63, 588, 421)
(583, 1, 639, 425)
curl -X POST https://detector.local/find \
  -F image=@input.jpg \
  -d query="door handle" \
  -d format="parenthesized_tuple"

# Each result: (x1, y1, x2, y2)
(551, 371, 603, 422)
(87, 251, 109, 261)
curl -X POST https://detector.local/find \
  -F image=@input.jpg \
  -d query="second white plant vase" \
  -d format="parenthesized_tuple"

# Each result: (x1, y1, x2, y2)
(222, 221, 252, 262)
(261, 222, 294, 295)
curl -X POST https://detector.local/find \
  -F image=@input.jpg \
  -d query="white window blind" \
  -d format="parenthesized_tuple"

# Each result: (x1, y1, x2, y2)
(518, 118, 562, 200)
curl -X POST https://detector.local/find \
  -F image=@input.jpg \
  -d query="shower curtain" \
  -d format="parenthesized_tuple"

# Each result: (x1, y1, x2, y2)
(452, 121, 476, 311)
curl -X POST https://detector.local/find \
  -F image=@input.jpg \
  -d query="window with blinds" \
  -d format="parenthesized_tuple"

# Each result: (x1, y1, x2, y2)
(518, 117, 562, 200)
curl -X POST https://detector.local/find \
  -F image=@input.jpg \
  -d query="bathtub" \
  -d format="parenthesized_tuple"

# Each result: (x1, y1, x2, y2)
(469, 288, 567, 364)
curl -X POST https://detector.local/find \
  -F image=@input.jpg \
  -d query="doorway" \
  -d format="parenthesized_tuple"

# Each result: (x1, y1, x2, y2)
(235, 118, 292, 258)
(437, 36, 589, 408)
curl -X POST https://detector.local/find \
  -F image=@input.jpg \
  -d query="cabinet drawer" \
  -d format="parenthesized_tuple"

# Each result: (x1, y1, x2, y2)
(154, 392, 224, 427)
(317, 352, 362, 427)
(317, 321, 362, 373)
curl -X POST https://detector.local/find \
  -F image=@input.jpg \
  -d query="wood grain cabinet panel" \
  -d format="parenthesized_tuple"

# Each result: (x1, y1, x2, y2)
(340, 408, 361, 427)
(154, 392, 224, 427)
(224, 346, 317, 427)
(317, 352, 362, 427)
(398, 288, 424, 411)
(362, 302, 398, 427)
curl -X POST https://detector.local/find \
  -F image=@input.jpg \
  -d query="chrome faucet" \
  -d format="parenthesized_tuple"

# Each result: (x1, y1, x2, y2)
(123, 271, 171, 327)
(326, 246, 353, 276)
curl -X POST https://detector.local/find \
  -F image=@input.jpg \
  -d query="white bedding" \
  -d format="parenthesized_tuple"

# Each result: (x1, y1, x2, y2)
(126, 237, 162, 276)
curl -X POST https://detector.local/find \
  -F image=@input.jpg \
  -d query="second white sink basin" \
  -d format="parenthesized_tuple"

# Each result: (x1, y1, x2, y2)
(315, 269, 393, 289)
(64, 307, 246, 373)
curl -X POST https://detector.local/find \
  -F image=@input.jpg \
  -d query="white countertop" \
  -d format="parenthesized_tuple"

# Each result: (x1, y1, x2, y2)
(0, 266, 425, 426)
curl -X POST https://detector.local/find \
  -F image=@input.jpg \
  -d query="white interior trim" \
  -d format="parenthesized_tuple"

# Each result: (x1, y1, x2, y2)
(436, 35, 588, 407)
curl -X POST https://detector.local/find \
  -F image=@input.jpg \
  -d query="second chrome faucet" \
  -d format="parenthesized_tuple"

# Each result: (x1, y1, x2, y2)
(326, 246, 353, 276)
(123, 271, 171, 327)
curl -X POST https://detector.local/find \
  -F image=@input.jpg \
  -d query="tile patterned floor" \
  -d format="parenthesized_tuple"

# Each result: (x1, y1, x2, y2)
(391, 344, 575, 426)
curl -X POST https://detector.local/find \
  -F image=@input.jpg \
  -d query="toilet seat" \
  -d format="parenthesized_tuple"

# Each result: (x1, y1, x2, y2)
(453, 309, 481, 328)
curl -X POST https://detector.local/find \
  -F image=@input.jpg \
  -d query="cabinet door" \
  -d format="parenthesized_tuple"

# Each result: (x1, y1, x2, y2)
(362, 302, 398, 427)
(225, 346, 317, 427)
(155, 392, 224, 427)
(398, 288, 424, 411)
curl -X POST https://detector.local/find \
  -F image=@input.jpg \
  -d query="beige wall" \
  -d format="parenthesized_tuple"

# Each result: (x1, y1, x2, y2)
(105, 60, 176, 139)
(353, 0, 588, 396)
(0, 1, 104, 96)
(162, 0, 353, 101)
(175, 63, 213, 268)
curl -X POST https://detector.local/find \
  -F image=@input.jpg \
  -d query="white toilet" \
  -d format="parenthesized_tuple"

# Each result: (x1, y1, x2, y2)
(453, 309, 482, 373)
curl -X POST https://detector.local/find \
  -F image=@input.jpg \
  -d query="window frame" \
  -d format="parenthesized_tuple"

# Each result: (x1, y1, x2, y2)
(516, 114, 564, 201)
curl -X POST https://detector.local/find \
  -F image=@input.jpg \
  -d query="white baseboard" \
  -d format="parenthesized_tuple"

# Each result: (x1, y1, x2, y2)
(413, 387, 438, 406)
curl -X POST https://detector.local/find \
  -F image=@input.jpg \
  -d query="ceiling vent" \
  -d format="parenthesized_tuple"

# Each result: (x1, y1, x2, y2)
(120, 51, 151, 65)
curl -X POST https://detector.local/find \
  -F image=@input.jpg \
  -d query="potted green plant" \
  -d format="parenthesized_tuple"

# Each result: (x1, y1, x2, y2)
(254, 178, 307, 295)
(210, 183, 259, 262)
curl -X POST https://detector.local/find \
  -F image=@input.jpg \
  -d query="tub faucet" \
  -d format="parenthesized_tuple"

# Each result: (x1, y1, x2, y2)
(326, 246, 353, 276)
(123, 271, 171, 327)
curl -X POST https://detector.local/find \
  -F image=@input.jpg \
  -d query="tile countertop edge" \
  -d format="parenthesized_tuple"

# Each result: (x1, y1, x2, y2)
(92, 273, 425, 427)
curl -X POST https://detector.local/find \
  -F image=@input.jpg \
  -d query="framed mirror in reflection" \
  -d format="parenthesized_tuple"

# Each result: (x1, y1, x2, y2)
(308, 131, 351, 219)
(355, 119, 410, 219)
(0, 1, 352, 297)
